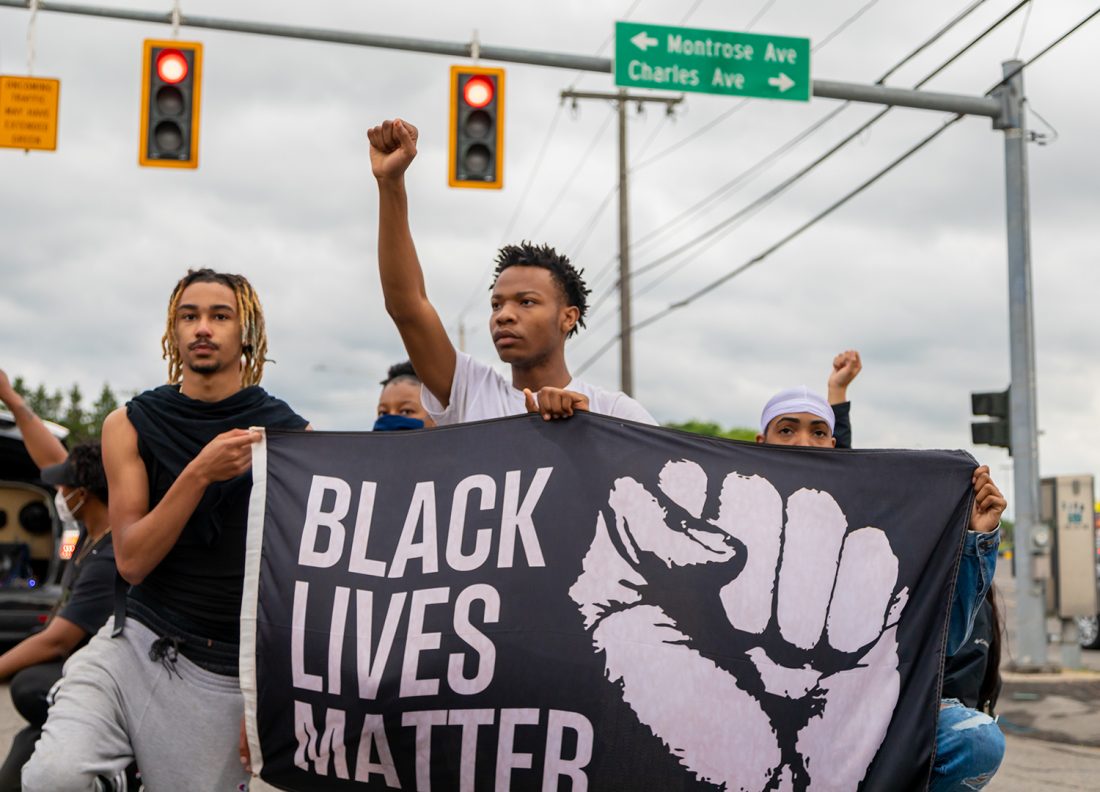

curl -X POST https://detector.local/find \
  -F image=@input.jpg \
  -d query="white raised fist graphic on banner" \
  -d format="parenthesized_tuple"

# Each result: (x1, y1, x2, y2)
(569, 459, 909, 791)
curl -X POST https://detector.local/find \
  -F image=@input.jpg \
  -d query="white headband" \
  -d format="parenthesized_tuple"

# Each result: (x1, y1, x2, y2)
(760, 386, 835, 434)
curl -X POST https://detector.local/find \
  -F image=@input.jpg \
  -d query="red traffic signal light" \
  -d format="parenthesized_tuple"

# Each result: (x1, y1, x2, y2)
(155, 49, 189, 84)
(139, 39, 202, 169)
(462, 76, 494, 108)
(448, 65, 504, 189)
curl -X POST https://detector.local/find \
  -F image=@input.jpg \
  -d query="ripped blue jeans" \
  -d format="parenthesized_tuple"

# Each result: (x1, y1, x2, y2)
(930, 698, 1005, 791)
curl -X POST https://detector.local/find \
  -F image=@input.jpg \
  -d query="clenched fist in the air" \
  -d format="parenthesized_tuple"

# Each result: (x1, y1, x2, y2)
(367, 118, 419, 182)
(570, 459, 908, 791)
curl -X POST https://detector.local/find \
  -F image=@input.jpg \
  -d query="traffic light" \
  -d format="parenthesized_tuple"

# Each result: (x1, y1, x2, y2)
(448, 65, 504, 189)
(971, 388, 1011, 452)
(139, 39, 202, 168)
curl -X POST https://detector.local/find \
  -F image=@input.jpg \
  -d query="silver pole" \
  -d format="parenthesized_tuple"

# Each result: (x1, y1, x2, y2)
(0, 0, 612, 72)
(811, 79, 1001, 118)
(998, 59, 1048, 669)
(617, 89, 633, 397)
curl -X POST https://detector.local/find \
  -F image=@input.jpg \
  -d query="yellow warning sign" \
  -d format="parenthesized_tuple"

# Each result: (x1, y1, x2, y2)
(0, 76, 60, 151)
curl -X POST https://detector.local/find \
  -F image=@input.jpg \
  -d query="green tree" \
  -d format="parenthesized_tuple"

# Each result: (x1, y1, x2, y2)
(88, 384, 120, 438)
(664, 420, 757, 443)
(11, 379, 120, 442)
(62, 384, 89, 442)
(998, 517, 1014, 552)
(22, 383, 64, 422)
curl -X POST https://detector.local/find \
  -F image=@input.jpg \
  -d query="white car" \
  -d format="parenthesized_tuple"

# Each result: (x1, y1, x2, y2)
(0, 409, 70, 644)
(1078, 533, 1100, 650)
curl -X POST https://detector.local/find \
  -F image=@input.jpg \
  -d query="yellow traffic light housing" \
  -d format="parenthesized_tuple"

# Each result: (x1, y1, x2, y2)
(448, 65, 504, 189)
(139, 39, 203, 169)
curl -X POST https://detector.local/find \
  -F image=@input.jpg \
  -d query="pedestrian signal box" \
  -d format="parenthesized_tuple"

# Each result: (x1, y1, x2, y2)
(448, 65, 504, 189)
(139, 39, 202, 168)
(971, 388, 1011, 452)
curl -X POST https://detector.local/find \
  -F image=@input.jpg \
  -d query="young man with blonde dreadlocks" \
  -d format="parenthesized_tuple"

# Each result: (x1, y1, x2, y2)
(24, 269, 308, 792)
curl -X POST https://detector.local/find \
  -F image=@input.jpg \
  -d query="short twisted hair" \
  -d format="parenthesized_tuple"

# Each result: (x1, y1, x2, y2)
(491, 242, 590, 337)
(380, 361, 420, 387)
(68, 443, 108, 504)
(161, 269, 269, 387)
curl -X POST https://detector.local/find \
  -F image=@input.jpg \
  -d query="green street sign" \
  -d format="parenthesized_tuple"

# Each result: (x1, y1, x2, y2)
(614, 21, 811, 102)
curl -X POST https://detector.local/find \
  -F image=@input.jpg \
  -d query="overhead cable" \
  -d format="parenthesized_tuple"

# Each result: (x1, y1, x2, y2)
(574, 3, 1100, 374)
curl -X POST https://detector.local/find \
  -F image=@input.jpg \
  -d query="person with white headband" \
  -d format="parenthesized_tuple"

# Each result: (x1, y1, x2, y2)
(756, 386, 838, 448)
(755, 385, 1007, 792)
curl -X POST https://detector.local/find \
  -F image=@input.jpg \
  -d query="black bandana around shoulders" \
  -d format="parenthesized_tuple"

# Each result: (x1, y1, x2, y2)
(126, 384, 307, 544)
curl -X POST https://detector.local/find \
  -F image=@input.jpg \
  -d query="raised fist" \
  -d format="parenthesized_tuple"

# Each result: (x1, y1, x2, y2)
(367, 118, 419, 182)
(827, 349, 862, 402)
(569, 459, 907, 791)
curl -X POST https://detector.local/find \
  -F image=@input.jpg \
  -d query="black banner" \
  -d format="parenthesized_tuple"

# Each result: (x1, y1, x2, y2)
(242, 413, 973, 791)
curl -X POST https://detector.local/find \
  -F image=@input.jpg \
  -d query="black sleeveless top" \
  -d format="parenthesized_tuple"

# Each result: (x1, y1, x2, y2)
(126, 384, 307, 642)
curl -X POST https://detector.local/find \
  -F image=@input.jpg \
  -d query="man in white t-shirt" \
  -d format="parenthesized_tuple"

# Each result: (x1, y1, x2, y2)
(367, 117, 655, 427)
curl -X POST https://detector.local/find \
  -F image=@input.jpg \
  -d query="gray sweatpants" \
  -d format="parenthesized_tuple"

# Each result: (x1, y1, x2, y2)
(22, 617, 250, 792)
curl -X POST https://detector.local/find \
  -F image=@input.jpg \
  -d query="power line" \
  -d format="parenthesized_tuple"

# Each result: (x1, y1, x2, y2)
(563, 110, 673, 259)
(626, 0, 996, 262)
(566, 0, 643, 91)
(679, 0, 707, 25)
(525, 106, 616, 240)
(875, 0, 993, 84)
(566, 187, 616, 255)
(630, 0, 890, 174)
(581, 0, 1001, 325)
(546, 1, 703, 253)
(574, 114, 966, 376)
(1014, 0, 1036, 59)
(630, 100, 751, 174)
(745, 0, 781, 32)
(565, 110, 673, 259)
(631, 104, 848, 258)
(633, 0, 1007, 267)
(581, 0, 915, 295)
(575, 3, 1100, 375)
(645, 124, 961, 321)
(1009, 4, 1100, 73)
(458, 0, 640, 324)
(622, 0, 1032, 293)
(814, 0, 888, 52)
(647, 5, 1100, 320)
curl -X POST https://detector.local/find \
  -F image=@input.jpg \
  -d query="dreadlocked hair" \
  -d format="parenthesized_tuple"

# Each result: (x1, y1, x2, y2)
(491, 242, 590, 337)
(161, 268, 269, 387)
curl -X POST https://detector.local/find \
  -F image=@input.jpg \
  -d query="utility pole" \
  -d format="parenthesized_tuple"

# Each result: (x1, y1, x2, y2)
(559, 89, 682, 396)
(995, 60, 1048, 670)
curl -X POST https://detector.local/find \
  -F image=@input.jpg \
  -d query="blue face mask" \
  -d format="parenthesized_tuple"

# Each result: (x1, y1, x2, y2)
(373, 414, 425, 432)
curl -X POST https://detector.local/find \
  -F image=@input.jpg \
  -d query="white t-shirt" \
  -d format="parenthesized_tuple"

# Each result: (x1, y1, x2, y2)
(422, 352, 657, 426)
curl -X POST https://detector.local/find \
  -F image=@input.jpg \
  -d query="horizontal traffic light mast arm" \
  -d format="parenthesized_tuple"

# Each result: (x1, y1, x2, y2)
(0, 0, 1005, 122)
(812, 79, 1001, 119)
(0, 0, 610, 71)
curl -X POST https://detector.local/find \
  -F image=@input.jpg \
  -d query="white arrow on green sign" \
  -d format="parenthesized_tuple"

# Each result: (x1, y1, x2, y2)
(614, 21, 811, 102)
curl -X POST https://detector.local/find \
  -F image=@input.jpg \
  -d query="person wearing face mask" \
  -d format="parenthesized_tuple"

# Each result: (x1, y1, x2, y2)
(0, 369, 116, 792)
(374, 361, 434, 432)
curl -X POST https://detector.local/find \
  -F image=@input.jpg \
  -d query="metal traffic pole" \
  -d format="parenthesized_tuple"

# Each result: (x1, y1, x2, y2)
(994, 59, 1049, 670)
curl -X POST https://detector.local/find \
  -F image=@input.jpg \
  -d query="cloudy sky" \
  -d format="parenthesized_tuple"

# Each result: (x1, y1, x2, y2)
(2, 0, 1098, 513)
